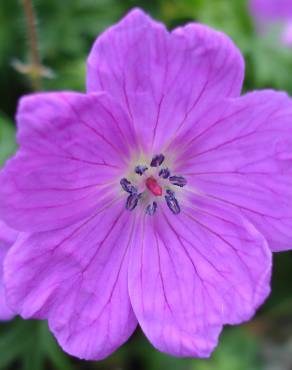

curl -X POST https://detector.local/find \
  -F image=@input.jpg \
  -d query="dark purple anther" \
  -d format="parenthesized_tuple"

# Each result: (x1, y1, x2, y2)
(150, 154, 165, 167)
(166, 189, 174, 196)
(120, 178, 137, 194)
(145, 201, 157, 216)
(165, 189, 180, 215)
(159, 168, 170, 179)
(126, 193, 141, 211)
(135, 165, 148, 176)
(169, 175, 187, 187)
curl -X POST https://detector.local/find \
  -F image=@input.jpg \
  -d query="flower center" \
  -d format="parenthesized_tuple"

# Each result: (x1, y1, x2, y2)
(145, 177, 163, 196)
(120, 153, 187, 216)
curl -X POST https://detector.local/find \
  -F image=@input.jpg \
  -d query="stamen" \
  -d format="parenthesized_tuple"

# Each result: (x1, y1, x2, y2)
(121, 156, 184, 215)
(165, 189, 180, 214)
(159, 168, 170, 179)
(150, 154, 165, 167)
(135, 165, 148, 176)
(126, 193, 141, 211)
(145, 201, 157, 216)
(169, 175, 187, 187)
(146, 177, 163, 196)
(120, 178, 137, 194)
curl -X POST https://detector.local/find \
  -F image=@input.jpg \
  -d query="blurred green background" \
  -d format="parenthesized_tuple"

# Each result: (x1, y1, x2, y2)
(0, 0, 292, 369)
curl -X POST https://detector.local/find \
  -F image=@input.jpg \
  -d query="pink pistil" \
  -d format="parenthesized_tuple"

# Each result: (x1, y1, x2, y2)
(146, 177, 163, 196)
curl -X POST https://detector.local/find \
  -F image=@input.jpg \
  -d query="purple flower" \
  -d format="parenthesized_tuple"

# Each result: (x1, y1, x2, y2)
(0, 221, 17, 320)
(250, 0, 292, 46)
(0, 8, 292, 360)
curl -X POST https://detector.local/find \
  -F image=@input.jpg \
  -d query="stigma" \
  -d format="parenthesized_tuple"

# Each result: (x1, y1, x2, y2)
(146, 177, 163, 196)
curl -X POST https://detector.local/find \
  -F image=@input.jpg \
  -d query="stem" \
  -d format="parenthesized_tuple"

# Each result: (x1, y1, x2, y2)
(22, 0, 42, 90)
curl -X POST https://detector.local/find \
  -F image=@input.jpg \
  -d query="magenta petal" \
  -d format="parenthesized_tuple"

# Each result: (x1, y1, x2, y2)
(0, 220, 17, 320)
(0, 252, 15, 321)
(128, 197, 271, 357)
(87, 8, 244, 152)
(250, 0, 292, 20)
(0, 220, 18, 248)
(0, 92, 137, 232)
(173, 90, 292, 252)
(4, 200, 137, 360)
(282, 21, 292, 47)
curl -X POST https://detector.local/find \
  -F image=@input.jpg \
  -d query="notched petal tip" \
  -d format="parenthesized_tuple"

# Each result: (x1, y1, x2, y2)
(171, 22, 245, 97)
(122, 7, 151, 21)
(110, 7, 167, 35)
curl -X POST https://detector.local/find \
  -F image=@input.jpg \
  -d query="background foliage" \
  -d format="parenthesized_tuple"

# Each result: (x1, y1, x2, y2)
(0, 0, 291, 369)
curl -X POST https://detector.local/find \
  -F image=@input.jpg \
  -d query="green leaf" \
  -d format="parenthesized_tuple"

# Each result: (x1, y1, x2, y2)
(40, 322, 76, 370)
(0, 320, 31, 369)
(0, 113, 17, 166)
(190, 326, 263, 370)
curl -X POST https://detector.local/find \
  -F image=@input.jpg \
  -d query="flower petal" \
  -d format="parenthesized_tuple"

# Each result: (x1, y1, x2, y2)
(173, 90, 292, 251)
(87, 8, 244, 152)
(250, 0, 292, 20)
(282, 21, 292, 47)
(0, 92, 137, 232)
(0, 251, 15, 321)
(0, 221, 17, 320)
(0, 220, 18, 248)
(128, 196, 271, 357)
(4, 200, 137, 360)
